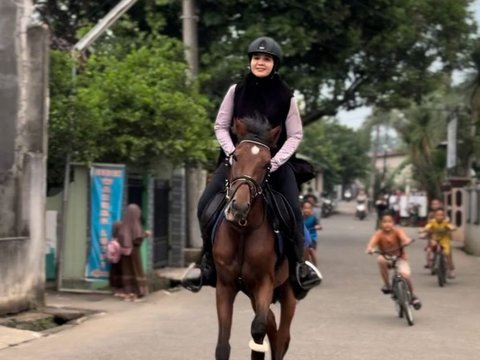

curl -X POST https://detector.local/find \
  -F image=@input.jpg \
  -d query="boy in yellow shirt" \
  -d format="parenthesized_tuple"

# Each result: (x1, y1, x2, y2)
(421, 208, 456, 278)
(424, 198, 444, 269)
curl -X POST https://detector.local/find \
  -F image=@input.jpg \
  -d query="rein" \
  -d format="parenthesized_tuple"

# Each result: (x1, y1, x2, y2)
(226, 175, 263, 201)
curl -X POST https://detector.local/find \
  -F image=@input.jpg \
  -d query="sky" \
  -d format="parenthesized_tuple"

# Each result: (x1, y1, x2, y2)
(337, 0, 480, 129)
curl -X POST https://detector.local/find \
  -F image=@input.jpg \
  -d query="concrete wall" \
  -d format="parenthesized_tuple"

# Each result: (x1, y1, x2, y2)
(465, 184, 480, 256)
(444, 187, 467, 243)
(0, 0, 21, 235)
(186, 167, 206, 249)
(170, 167, 186, 267)
(0, 0, 49, 314)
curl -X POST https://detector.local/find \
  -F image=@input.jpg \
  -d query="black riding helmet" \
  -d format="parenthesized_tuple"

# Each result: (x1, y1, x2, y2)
(247, 36, 282, 70)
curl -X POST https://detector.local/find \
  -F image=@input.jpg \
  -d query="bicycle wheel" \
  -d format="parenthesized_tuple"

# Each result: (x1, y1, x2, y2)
(398, 279, 414, 326)
(436, 253, 446, 287)
(394, 281, 404, 318)
(430, 253, 437, 276)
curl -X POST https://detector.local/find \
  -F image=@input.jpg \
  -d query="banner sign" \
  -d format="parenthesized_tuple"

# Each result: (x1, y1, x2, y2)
(85, 164, 125, 280)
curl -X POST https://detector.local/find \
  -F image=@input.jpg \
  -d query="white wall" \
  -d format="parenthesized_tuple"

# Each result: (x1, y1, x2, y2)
(465, 184, 480, 256)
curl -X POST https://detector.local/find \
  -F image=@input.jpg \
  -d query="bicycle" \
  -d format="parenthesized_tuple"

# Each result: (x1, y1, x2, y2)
(420, 228, 455, 287)
(430, 240, 448, 287)
(372, 241, 416, 326)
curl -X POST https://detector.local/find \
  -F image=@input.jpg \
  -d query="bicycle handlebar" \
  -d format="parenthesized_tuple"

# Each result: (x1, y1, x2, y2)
(371, 239, 415, 259)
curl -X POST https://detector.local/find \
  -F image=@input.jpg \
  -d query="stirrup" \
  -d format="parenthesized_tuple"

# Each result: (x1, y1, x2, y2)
(296, 261, 322, 290)
(181, 263, 203, 293)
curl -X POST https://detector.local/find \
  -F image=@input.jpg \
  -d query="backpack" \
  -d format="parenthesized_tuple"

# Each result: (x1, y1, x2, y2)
(107, 239, 121, 264)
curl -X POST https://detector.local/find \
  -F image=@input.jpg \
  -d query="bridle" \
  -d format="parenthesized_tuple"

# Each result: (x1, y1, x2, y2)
(224, 140, 271, 226)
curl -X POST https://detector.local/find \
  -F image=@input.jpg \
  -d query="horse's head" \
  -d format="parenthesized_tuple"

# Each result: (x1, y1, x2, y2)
(224, 115, 281, 226)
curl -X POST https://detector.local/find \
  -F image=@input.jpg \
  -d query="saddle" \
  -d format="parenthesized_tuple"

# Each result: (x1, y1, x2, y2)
(199, 191, 227, 241)
(263, 184, 296, 240)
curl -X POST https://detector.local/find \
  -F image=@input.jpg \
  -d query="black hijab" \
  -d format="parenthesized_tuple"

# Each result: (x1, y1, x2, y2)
(233, 72, 293, 148)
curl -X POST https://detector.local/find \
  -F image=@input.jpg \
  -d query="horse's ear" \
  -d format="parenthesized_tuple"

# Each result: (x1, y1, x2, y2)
(233, 117, 248, 139)
(269, 125, 282, 148)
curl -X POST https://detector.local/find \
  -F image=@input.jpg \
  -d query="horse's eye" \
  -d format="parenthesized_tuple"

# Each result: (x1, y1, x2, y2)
(232, 154, 238, 162)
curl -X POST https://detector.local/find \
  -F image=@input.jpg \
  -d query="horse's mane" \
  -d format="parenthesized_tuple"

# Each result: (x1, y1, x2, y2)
(236, 113, 274, 146)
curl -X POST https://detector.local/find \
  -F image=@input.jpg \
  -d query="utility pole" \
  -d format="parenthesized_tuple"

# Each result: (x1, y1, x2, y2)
(446, 108, 458, 176)
(56, 0, 138, 291)
(370, 125, 380, 201)
(182, 0, 199, 78)
(181, 0, 205, 254)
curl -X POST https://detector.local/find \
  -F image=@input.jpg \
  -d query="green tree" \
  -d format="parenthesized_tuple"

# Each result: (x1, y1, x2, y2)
(48, 36, 215, 189)
(299, 120, 370, 191)
(192, 0, 476, 123)
(461, 41, 480, 177)
(39, 1, 117, 48)
(41, 0, 476, 124)
(391, 101, 446, 199)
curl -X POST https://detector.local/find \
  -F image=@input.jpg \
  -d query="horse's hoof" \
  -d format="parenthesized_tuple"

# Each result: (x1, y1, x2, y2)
(248, 339, 269, 353)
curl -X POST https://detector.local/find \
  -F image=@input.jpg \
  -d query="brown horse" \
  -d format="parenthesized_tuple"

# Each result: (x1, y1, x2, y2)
(213, 116, 297, 360)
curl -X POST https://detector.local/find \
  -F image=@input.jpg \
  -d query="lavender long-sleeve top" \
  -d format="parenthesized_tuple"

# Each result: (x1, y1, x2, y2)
(213, 84, 303, 172)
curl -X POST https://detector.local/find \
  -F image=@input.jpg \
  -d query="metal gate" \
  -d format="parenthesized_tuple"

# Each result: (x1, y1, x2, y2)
(127, 177, 144, 209)
(153, 179, 170, 268)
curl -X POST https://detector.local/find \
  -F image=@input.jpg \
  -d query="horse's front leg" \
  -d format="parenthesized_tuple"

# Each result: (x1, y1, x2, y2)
(249, 300, 278, 360)
(215, 281, 237, 360)
(274, 283, 296, 360)
(249, 277, 274, 360)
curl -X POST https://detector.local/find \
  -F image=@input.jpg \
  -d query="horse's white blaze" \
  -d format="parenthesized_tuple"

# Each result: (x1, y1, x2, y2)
(251, 146, 260, 155)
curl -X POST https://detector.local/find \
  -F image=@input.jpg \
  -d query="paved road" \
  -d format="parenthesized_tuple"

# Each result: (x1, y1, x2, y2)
(2, 205, 480, 360)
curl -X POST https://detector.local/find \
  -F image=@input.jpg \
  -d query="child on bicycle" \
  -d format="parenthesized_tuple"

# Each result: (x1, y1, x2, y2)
(420, 207, 456, 278)
(423, 198, 444, 269)
(366, 211, 422, 310)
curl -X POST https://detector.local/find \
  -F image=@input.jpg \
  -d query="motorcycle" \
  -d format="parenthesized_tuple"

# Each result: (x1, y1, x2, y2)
(344, 190, 352, 202)
(321, 197, 334, 218)
(355, 199, 367, 220)
(408, 203, 420, 227)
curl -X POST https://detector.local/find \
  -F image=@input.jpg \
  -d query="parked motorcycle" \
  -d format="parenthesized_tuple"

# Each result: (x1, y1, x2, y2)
(344, 190, 352, 202)
(321, 196, 335, 218)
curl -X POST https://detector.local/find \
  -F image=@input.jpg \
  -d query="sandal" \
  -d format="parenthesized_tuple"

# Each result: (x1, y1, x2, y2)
(123, 293, 137, 302)
(381, 285, 392, 294)
(411, 296, 422, 310)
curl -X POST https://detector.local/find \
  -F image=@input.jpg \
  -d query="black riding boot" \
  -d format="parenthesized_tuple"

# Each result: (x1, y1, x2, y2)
(289, 224, 322, 300)
(181, 234, 217, 293)
(182, 173, 226, 293)
(199, 241, 217, 286)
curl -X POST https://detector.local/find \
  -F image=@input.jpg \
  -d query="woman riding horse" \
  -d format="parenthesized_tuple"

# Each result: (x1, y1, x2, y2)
(214, 116, 298, 360)
(182, 36, 322, 297)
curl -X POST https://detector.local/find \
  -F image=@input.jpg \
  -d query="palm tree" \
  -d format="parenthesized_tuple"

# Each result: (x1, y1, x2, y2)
(392, 103, 446, 200)
(462, 43, 480, 178)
